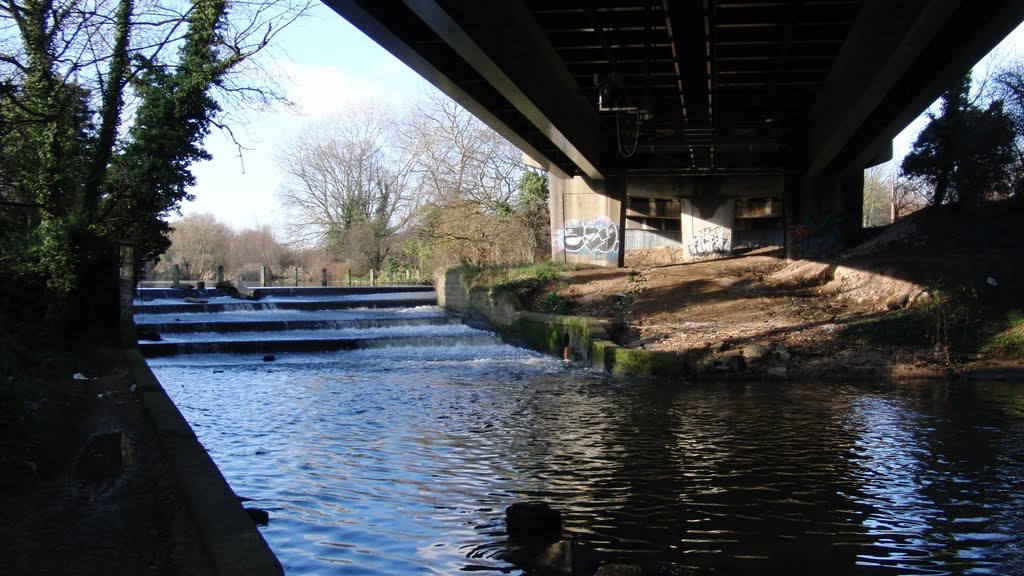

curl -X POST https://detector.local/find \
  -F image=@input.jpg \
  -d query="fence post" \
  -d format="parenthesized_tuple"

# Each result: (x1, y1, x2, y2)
(260, 265, 268, 287)
(321, 268, 328, 287)
(216, 265, 224, 284)
(294, 266, 299, 287)
(347, 269, 352, 286)
(172, 264, 181, 288)
(370, 269, 376, 287)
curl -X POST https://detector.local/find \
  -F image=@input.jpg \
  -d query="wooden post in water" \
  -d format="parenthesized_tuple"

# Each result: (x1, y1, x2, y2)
(294, 266, 299, 287)
(216, 265, 224, 284)
(347, 269, 352, 286)
(172, 264, 181, 288)
(260, 265, 268, 287)
(321, 268, 328, 287)
(370, 269, 376, 287)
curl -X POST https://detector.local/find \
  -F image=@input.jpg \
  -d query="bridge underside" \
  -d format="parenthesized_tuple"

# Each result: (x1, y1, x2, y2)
(324, 0, 1024, 266)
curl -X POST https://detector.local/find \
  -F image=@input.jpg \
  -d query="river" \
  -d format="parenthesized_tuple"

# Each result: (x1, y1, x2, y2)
(139, 289, 1024, 575)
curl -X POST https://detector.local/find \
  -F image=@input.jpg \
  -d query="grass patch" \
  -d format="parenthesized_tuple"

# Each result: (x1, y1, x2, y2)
(537, 291, 578, 315)
(841, 309, 935, 347)
(842, 293, 1023, 362)
(456, 262, 590, 311)
(981, 309, 1024, 360)
(459, 262, 577, 288)
(841, 285, 982, 351)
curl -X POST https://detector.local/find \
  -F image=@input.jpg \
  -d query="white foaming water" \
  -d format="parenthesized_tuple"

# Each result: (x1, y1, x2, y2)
(152, 322, 489, 343)
(134, 305, 449, 325)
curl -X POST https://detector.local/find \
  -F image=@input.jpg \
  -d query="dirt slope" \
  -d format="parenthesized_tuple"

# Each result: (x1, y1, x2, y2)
(557, 201, 1023, 381)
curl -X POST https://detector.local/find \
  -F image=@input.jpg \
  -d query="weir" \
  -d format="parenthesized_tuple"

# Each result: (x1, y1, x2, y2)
(134, 286, 494, 357)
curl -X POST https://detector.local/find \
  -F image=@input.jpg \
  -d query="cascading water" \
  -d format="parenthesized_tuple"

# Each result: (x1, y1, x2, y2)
(139, 287, 1024, 576)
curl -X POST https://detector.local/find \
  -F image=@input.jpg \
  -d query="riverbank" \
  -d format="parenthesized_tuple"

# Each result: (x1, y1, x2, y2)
(572, 203, 1023, 381)
(0, 347, 214, 574)
(470, 201, 1023, 382)
(0, 343, 283, 575)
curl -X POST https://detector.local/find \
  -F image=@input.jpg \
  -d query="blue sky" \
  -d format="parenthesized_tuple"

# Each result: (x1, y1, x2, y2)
(182, 6, 1024, 232)
(182, 4, 428, 230)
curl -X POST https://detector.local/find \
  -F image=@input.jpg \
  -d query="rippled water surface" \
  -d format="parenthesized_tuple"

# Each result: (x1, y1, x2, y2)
(146, 313, 1024, 575)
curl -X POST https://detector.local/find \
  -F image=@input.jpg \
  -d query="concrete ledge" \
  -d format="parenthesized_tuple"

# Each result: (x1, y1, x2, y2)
(590, 340, 693, 379)
(126, 349, 284, 576)
(438, 268, 690, 380)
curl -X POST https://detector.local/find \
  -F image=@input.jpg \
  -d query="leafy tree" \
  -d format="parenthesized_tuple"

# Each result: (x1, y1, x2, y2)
(901, 73, 1016, 207)
(0, 0, 310, 344)
(515, 170, 551, 261)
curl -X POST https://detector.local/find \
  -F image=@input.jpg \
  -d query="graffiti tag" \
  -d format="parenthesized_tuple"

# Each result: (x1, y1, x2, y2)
(790, 213, 843, 258)
(689, 226, 730, 258)
(554, 216, 620, 258)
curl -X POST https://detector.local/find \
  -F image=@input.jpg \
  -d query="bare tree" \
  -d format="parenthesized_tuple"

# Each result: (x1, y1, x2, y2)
(402, 91, 536, 266)
(405, 90, 522, 209)
(988, 57, 1024, 196)
(159, 213, 231, 280)
(228, 225, 287, 279)
(274, 92, 548, 271)
(891, 174, 931, 219)
(275, 102, 420, 272)
(864, 164, 894, 227)
(865, 162, 930, 226)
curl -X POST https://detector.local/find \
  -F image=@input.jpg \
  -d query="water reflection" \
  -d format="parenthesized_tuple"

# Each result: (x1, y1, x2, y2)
(148, 351, 1024, 575)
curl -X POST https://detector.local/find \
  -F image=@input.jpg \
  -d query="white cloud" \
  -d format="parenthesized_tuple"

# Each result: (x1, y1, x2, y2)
(287, 64, 388, 118)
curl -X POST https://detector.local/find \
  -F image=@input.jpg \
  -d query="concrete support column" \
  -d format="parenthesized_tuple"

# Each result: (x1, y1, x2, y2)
(549, 174, 626, 267)
(680, 197, 736, 262)
(785, 170, 865, 260)
(783, 176, 802, 262)
(840, 170, 865, 247)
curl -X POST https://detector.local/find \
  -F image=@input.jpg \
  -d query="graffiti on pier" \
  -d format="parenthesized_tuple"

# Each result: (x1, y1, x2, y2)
(554, 216, 620, 259)
(689, 226, 730, 258)
(790, 213, 843, 258)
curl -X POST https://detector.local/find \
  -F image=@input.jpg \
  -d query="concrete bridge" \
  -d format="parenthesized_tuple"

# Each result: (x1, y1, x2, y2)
(323, 0, 1024, 266)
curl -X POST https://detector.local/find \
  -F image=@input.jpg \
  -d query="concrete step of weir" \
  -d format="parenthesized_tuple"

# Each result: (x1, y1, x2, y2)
(137, 334, 499, 357)
(137, 315, 460, 334)
(134, 296, 437, 315)
(137, 285, 434, 300)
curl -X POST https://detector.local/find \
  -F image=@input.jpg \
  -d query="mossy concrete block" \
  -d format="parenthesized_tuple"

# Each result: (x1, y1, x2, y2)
(593, 342, 692, 379)
(437, 267, 689, 380)
(515, 312, 612, 361)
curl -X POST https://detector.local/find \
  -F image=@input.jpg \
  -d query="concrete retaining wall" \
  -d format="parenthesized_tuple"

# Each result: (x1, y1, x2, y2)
(437, 270, 691, 379)
(127, 351, 284, 575)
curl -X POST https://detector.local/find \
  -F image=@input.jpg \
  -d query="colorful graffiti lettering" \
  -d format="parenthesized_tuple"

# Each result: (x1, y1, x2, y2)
(790, 213, 843, 258)
(554, 216, 620, 259)
(689, 226, 730, 258)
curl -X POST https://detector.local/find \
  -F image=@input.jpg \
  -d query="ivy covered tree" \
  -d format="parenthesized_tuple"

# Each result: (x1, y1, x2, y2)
(0, 0, 309, 344)
(516, 169, 551, 262)
(901, 72, 1016, 207)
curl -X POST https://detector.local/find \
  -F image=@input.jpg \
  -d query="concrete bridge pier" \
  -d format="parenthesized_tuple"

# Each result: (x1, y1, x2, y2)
(549, 168, 866, 267)
(549, 174, 626, 268)
(784, 170, 865, 261)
